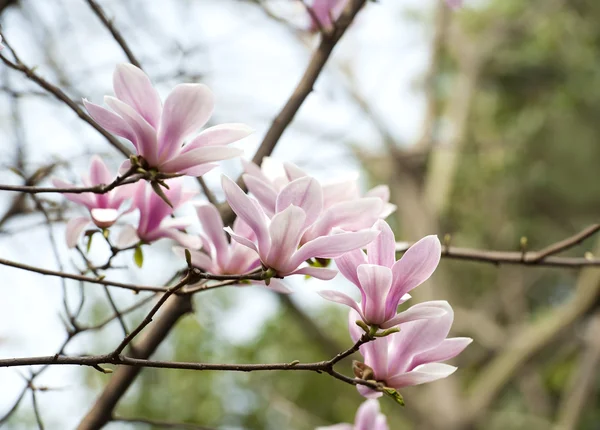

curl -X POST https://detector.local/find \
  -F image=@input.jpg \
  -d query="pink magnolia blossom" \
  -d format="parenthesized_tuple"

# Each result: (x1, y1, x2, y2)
(315, 399, 388, 430)
(221, 175, 379, 280)
(53, 156, 134, 248)
(84, 64, 251, 177)
(349, 301, 472, 398)
(117, 178, 200, 249)
(174, 202, 260, 275)
(319, 220, 442, 328)
(308, 0, 347, 32)
(172, 202, 291, 293)
(243, 158, 394, 243)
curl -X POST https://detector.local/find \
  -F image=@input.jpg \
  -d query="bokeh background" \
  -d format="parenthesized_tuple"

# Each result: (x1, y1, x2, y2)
(1, 0, 600, 429)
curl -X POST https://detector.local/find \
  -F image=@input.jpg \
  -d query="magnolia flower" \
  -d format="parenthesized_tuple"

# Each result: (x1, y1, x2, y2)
(84, 64, 251, 177)
(319, 220, 442, 328)
(172, 202, 291, 293)
(316, 399, 388, 430)
(53, 156, 134, 248)
(117, 178, 200, 249)
(349, 302, 472, 398)
(174, 202, 260, 275)
(243, 158, 394, 243)
(308, 0, 347, 32)
(222, 175, 379, 280)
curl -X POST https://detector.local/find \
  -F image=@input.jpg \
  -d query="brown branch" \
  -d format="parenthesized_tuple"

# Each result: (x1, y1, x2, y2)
(0, 170, 141, 194)
(395, 224, 600, 267)
(85, 0, 141, 68)
(0, 34, 132, 157)
(0, 257, 168, 292)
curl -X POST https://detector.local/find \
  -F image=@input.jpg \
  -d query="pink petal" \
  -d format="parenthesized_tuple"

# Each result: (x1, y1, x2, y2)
(115, 224, 140, 248)
(348, 308, 364, 343)
(266, 205, 306, 272)
(321, 176, 360, 208)
(172, 246, 215, 272)
(105, 96, 159, 165)
(411, 337, 472, 369)
(182, 123, 253, 153)
(221, 175, 270, 253)
(388, 301, 454, 373)
(253, 279, 293, 294)
(387, 235, 441, 316)
(65, 216, 91, 248)
(305, 198, 382, 241)
(275, 177, 323, 228)
(195, 203, 229, 269)
(52, 178, 96, 208)
(159, 146, 242, 175)
(224, 226, 258, 253)
(157, 83, 214, 161)
(290, 266, 338, 280)
(291, 230, 379, 269)
(243, 174, 277, 216)
(159, 229, 202, 249)
(334, 249, 367, 289)
(178, 163, 218, 177)
(89, 155, 113, 186)
(90, 208, 119, 228)
(357, 384, 382, 399)
(318, 290, 362, 315)
(355, 399, 383, 430)
(366, 220, 396, 268)
(386, 363, 457, 388)
(113, 63, 162, 127)
(357, 264, 393, 325)
(83, 99, 135, 143)
(380, 303, 448, 330)
(118, 159, 132, 175)
(283, 162, 308, 181)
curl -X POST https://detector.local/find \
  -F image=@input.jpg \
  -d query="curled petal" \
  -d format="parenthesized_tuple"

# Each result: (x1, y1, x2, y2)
(224, 226, 259, 253)
(88, 156, 114, 186)
(243, 174, 277, 215)
(357, 384, 383, 399)
(116, 224, 141, 248)
(411, 337, 473, 369)
(318, 290, 363, 315)
(195, 203, 229, 268)
(65, 217, 91, 248)
(159, 229, 202, 249)
(252, 279, 293, 294)
(386, 363, 457, 388)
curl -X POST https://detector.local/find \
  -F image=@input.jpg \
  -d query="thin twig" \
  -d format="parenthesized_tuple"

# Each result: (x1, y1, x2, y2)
(0, 172, 141, 194)
(85, 0, 141, 68)
(30, 389, 45, 430)
(396, 224, 600, 267)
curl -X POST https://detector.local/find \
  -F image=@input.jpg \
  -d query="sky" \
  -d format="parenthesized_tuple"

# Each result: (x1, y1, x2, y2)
(0, 0, 438, 427)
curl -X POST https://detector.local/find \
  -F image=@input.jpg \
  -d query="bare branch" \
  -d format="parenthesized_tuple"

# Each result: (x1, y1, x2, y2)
(112, 417, 215, 430)
(85, 0, 142, 68)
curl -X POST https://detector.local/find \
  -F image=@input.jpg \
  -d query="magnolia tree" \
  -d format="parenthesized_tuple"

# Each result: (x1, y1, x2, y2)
(1, 0, 598, 429)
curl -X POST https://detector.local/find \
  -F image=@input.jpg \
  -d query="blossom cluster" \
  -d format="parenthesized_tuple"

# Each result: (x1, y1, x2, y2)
(53, 62, 471, 429)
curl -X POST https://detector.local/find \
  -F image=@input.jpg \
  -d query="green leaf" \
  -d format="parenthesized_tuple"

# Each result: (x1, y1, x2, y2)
(86, 232, 95, 253)
(134, 245, 144, 268)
